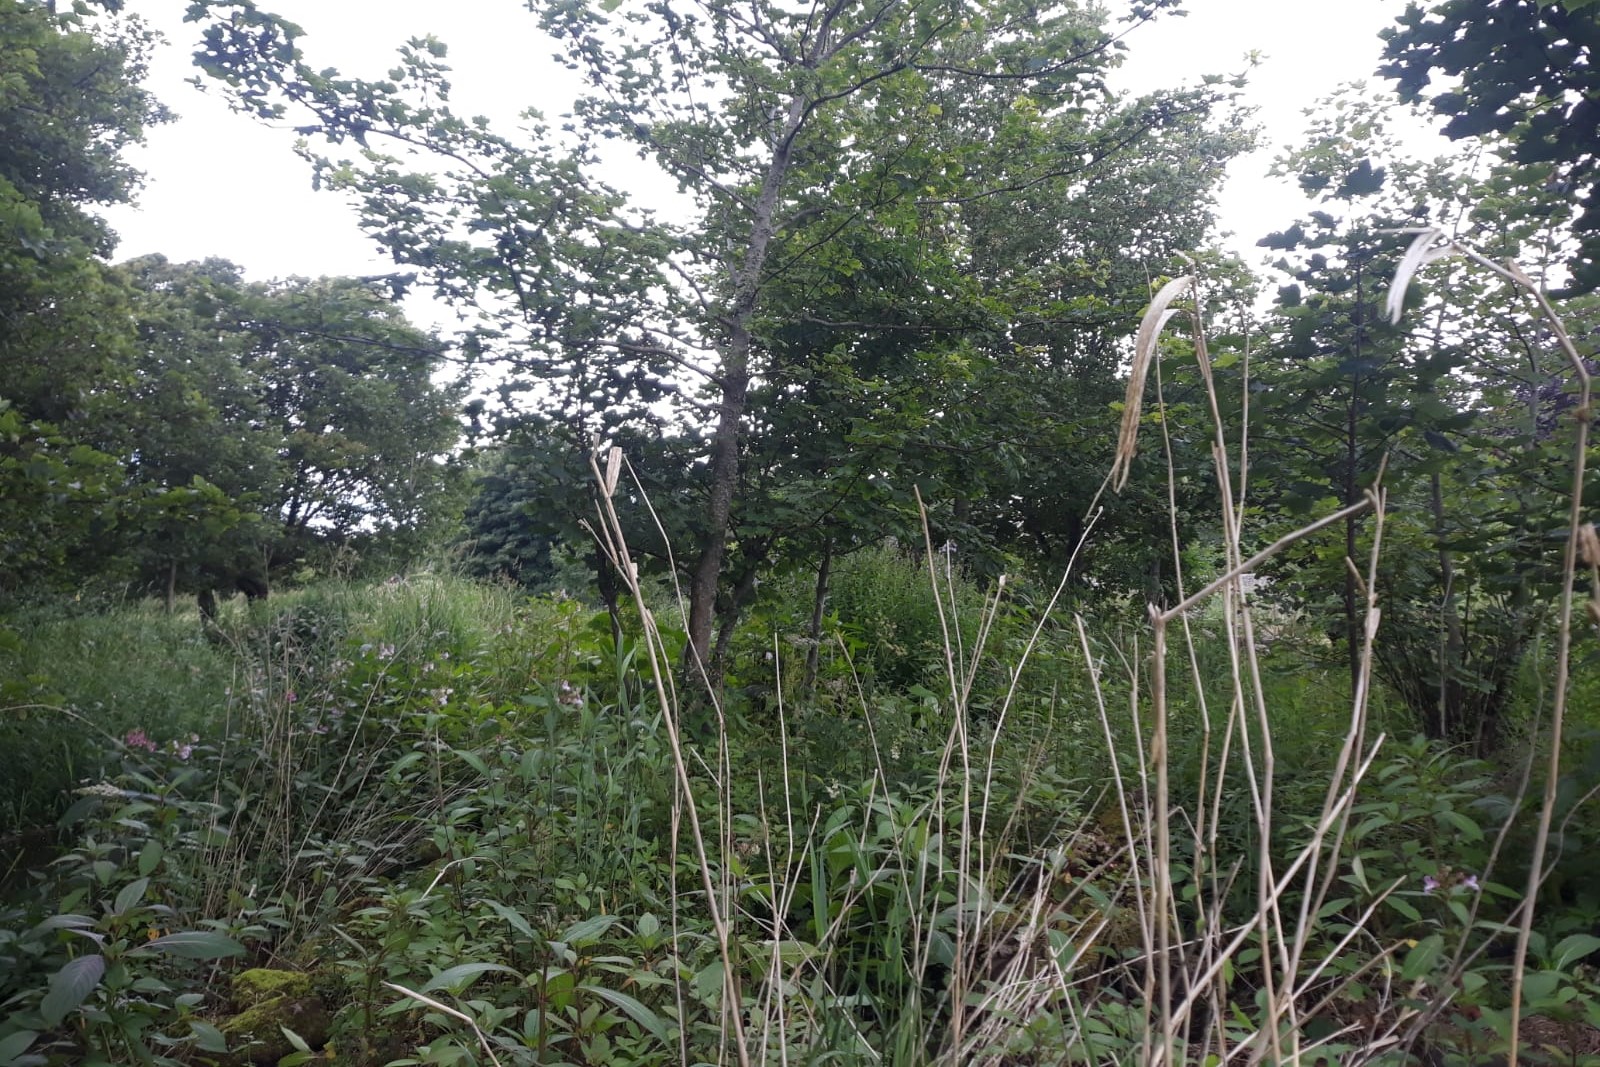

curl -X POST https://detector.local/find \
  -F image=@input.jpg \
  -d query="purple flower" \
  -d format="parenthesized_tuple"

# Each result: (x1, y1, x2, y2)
(1462, 874, 1479, 892)
(123, 729, 158, 753)
(1422, 875, 1440, 895)
(284, 690, 297, 704)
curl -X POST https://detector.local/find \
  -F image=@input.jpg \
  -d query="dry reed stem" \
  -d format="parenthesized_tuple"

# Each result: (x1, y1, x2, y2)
(1501, 262, 1591, 1067)
(382, 982, 504, 1067)
(1386, 233, 1592, 1067)
(1112, 276, 1193, 492)
(587, 448, 751, 1067)
(1126, 257, 1404, 1065)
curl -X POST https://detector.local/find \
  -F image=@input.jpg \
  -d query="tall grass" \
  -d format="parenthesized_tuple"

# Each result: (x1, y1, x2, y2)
(0, 574, 532, 839)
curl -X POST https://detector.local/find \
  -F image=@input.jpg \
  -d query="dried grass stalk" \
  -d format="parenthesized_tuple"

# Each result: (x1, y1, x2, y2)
(1113, 276, 1193, 491)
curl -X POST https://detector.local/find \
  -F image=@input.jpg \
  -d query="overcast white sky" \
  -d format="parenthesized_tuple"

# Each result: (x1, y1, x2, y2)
(103, 0, 1448, 319)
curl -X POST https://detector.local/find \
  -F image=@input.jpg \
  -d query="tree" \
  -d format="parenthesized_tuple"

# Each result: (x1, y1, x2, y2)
(183, 0, 1242, 674)
(235, 274, 464, 558)
(1380, 0, 1600, 293)
(1253, 89, 1579, 749)
(0, 0, 171, 599)
(460, 417, 701, 639)
(115, 255, 278, 607)
(116, 258, 467, 589)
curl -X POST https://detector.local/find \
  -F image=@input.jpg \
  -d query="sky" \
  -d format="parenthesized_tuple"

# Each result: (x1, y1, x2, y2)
(101, 0, 1451, 325)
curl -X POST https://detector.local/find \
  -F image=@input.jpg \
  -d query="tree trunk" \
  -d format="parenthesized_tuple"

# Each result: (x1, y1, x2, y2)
(1344, 262, 1365, 693)
(687, 366, 751, 673)
(710, 561, 761, 685)
(595, 541, 623, 649)
(1430, 471, 1465, 741)
(1344, 480, 1359, 693)
(685, 93, 810, 672)
(165, 559, 178, 614)
(803, 541, 833, 699)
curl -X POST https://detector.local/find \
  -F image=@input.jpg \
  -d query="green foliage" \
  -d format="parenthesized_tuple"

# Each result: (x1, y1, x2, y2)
(1381, 0, 1600, 293)
(0, 600, 231, 828)
(182, 0, 1248, 666)
(0, 764, 252, 1066)
(0, 403, 129, 599)
(7, 557, 1600, 1065)
(0, 0, 172, 597)
(0, 0, 466, 606)
(1251, 89, 1583, 751)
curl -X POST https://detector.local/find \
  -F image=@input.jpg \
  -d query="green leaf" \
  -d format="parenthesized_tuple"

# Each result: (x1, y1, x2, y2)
(57, 795, 103, 828)
(560, 915, 619, 946)
(1386, 895, 1422, 923)
(1522, 970, 1561, 1006)
(483, 900, 536, 941)
(453, 748, 492, 779)
(1552, 933, 1600, 970)
(1316, 897, 1353, 919)
(280, 1026, 311, 1053)
(0, 1030, 39, 1065)
(137, 841, 163, 877)
(188, 1021, 229, 1053)
(1401, 934, 1444, 982)
(130, 930, 246, 960)
(34, 913, 96, 934)
(1434, 809, 1483, 842)
(41, 953, 105, 1026)
(586, 985, 668, 1040)
(421, 962, 520, 994)
(112, 877, 149, 917)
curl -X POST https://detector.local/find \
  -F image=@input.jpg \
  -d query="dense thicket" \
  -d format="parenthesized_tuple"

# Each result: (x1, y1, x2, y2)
(1382, 0, 1600, 293)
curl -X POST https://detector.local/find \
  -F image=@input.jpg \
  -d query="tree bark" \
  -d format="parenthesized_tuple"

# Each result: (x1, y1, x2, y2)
(1430, 471, 1464, 740)
(595, 540, 623, 649)
(684, 93, 810, 673)
(803, 541, 833, 699)
(165, 559, 178, 615)
(1344, 261, 1365, 693)
(711, 562, 761, 684)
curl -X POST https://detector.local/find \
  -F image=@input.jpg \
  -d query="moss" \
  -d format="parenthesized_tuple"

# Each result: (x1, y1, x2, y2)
(231, 967, 314, 1009)
(218, 969, 330, 1065)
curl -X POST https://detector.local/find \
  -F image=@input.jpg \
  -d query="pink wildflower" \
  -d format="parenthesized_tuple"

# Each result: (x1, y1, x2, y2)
(123, 729, 158, 753)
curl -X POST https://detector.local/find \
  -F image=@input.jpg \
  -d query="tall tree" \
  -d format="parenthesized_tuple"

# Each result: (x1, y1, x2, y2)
(235, 273, 464, 556)
(114, 256, 277, 606)
(1381, 0, 1600, 293)
(0, 0, 171, 598)
(183, 0, 1242, 671)
(1254, 89, 1579, 747)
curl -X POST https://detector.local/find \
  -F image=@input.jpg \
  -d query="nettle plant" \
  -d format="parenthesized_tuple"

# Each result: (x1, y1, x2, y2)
(0, 762, 252, 1066)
